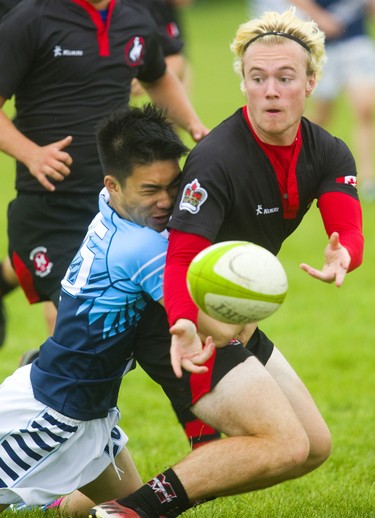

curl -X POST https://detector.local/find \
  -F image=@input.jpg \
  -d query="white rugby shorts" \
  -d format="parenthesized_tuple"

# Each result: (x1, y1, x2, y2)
(0, 365, 128, 506)
(314, 35, 375, 99)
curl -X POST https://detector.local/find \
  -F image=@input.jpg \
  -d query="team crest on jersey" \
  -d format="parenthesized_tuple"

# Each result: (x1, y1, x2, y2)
(124, 36, 145, 66)
(29, 246, 53, 278)
(179, 179, 208, 214)
(336, 175, 357, 187)
(166, 22, 179, 38)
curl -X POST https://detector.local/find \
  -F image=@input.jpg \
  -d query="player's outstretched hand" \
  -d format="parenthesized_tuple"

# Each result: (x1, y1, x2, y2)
(300, 232, 350, 287)
(28, 136, 73, 191)
(170, 318, 215, 378)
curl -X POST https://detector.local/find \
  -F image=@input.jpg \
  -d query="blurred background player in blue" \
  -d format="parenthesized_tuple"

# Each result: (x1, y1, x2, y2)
(248, 0, 375, 200)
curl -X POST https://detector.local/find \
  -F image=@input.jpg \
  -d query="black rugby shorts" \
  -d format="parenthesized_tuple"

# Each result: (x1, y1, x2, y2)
(134, 301, 274, 414)
(7, 192, 98, 305)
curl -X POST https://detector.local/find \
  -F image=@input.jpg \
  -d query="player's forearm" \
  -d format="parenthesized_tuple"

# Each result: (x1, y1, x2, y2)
(0, 108, 39, 170)
(290, 0, 344, 35)
(142, 69, 203, 136)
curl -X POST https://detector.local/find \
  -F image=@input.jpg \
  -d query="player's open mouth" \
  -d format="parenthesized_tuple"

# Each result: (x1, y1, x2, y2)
(153, 214, 170, 225)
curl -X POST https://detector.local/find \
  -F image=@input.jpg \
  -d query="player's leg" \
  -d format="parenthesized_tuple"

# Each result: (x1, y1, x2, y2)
(246, 329, 331, 477)
(264, 346, 331, 476)
(54, 447, 142, 517)
(43, 301, 57, 334)
(90, 356, 312, 518)
(133, 301, 222, 448)
(178, 355, 311, 498)
(37, 445, 143, 517)
(79, 447, 142, 507)
(0, 255, 19, 347)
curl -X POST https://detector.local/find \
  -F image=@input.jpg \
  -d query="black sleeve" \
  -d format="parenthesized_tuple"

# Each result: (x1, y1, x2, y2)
(0, 4, 38, 98)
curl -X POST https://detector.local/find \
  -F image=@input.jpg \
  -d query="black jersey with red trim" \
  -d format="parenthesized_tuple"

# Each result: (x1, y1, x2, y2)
(0, 0, 166, 194)
(135, 0, 184, 56)
(0, 0, 14, 18)
(169, 107, 359, 255)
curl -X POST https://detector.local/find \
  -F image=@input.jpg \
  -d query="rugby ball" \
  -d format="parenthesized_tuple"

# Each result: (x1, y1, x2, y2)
(187, 241, 288, 324)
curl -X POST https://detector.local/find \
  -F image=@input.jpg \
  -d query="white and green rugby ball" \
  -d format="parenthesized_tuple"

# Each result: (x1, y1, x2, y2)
(187, 241, 288, 324)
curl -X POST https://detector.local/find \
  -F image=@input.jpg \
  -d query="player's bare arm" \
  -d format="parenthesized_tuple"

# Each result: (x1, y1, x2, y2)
(290, 0, 344, 37)
(141, 68, 209, 142)
(0, 100, 72, 191)
(300, 232, 351, 287)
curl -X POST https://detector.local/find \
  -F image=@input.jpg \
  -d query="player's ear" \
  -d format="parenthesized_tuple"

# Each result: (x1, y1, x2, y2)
(306, 74, 316, 97)
(104, 174, 120, 193)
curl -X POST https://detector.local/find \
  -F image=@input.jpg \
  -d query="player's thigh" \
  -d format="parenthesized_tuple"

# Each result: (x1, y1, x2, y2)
(191, 356, 305, 439)
(79, 446, 142, 504)
(265, 347, 331, 454)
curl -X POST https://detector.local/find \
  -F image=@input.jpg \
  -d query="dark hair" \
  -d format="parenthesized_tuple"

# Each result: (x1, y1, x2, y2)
(96, 103, 189, 181)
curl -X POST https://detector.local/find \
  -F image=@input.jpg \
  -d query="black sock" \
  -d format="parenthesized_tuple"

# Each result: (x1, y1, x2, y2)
(0, 262, 16, 298)
(117, 468, 191, 517)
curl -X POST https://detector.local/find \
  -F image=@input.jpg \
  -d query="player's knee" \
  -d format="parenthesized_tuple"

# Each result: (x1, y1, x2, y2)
(281, 427, 311, 471)
(308, 424, 332, 471)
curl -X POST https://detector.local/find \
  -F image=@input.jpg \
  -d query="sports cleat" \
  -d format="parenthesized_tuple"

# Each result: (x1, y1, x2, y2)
(89, 501, 146, 518)
(0, 297, 6, 347)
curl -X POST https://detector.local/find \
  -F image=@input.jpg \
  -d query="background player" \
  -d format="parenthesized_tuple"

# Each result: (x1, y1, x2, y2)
(0, 0, 206, 349)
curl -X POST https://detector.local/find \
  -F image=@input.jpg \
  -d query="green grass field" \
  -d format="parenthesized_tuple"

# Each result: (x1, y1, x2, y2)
(1, 0, 374, 516)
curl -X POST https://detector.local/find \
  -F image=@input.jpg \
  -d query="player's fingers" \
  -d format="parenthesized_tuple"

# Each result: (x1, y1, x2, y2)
(50, 159, 71, 177)
(53, 137, 73, 166)
(169, 323, 183, 336)
(170, 343, 184, 378)
(56, 135, 73, 150)
(334, 266, 348, 287)
(181, 359, 209, 374)
(35, 173, 56, 192)
(170, 352, 183, 379)
(201, 338, 216, 358)
(329, 231, 340, 249)
(42, 165, 68, 182)
(300, 263, 333, 283)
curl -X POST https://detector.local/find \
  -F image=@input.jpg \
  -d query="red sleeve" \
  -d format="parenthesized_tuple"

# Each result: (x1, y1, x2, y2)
(164, 229, 212, 327)
(318, 191, 364, 271)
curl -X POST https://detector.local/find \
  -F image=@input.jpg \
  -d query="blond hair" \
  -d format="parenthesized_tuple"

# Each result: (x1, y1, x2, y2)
(231, 8, 326, 90)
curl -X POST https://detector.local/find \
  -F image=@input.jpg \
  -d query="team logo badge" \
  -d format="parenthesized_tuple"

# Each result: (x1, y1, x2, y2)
(336, 175, 357, 187)
(166, 22, 179, 38)
(124, 36, 145, 66)
(147, 474, 176, 504)
(29, 246, 53, 277)
(179, 179, 208, 214)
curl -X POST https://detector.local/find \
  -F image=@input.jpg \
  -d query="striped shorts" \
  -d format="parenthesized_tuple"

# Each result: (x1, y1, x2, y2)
(0, 365, 128, 506)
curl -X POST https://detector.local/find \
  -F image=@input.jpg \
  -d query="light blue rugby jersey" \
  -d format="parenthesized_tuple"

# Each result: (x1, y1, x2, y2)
(30, 189, 168, 420)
